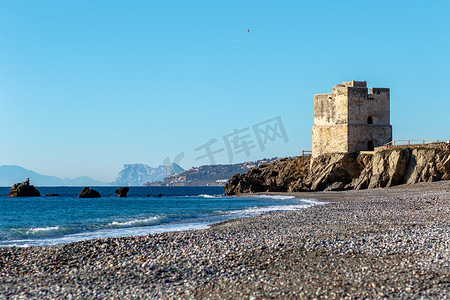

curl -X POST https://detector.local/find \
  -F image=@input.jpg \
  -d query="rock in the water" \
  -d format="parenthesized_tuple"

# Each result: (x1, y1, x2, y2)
(44, 194, 59, 197)
(78, 187, 101, 198)
(115, 187, 129, 197)
(8, 178, 40, 197)
(157, 194, 163, 197)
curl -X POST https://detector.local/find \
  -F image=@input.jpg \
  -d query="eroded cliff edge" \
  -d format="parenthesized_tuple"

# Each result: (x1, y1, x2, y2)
(224, 143, 450, 195)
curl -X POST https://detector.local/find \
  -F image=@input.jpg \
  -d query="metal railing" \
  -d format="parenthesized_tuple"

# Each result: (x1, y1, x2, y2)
(302, 149, 312, 157)
(384, 139, 450, 147)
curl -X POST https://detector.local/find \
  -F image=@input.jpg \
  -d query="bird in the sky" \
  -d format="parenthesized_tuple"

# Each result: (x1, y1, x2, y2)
(247, 29, 250, 32)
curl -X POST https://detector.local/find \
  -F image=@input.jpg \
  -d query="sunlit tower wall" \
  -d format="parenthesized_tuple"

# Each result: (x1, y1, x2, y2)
(312, 80, 392, 158)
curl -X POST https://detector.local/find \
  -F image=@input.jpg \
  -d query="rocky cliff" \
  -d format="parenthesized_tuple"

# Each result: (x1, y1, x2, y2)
(224, 143, 450, 195)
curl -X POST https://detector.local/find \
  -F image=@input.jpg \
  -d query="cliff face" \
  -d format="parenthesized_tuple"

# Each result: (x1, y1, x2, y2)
(225, 157, 310, 195)
(351, 143, 450, 189)
(224, 143, 450, 195)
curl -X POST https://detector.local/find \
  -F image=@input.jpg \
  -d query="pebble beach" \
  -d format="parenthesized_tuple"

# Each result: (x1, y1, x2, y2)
(1, 181, 449, 299)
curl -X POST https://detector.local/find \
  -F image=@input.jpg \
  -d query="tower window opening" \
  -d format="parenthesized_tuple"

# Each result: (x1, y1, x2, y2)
(368, 140, 374, 151)
(367, 116, 373, 124)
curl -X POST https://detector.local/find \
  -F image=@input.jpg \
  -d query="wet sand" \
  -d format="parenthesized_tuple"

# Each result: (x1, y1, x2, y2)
(1, 181, 449, 299)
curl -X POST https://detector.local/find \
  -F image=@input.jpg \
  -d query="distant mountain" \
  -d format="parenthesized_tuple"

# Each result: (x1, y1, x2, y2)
(145, 158, 280, 187)
(0, 165, 107, 187)
(111, 163, 184, 186)
(65, 176, 107, 186)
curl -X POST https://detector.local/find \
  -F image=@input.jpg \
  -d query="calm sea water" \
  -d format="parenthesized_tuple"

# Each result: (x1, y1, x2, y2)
(0, 186, 320, 247)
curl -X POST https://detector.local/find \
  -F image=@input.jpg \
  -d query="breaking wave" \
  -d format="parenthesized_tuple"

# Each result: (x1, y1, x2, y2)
(196, 194, 224, 198)
(108, 216, 163, 228)
(222, 198, 324, 216)
(25, 226, 64, 237)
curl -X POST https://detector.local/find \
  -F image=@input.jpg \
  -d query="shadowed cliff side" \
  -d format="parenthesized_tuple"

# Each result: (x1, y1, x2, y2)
(224, 143, 450, 195)
(225, 157, 311, 195)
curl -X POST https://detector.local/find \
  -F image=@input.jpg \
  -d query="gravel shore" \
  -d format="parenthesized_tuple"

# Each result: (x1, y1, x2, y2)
(1, 181, 449, 299)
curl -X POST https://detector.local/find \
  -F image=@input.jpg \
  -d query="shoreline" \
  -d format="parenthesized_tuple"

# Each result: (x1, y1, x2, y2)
(0, 193, 321, 248)
(258, 180, 450, 201)
(1, 181, 449, 298)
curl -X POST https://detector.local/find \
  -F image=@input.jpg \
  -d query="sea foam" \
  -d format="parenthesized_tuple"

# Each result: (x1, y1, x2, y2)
(25, 226, 64, 237)
(195, 194, 224, 198)
(109, 216, 162, 228)
(223, 198, 324, 216)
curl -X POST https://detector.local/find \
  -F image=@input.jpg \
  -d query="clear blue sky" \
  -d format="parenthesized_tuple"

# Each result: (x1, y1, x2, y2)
(1, 1, 449, 182)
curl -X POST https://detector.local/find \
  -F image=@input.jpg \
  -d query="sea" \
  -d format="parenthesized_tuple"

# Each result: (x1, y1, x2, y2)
(0, 186, 321, 248)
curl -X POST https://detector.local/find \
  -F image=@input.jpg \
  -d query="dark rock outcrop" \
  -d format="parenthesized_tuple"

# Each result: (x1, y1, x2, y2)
(225, 143, 450, 195)
(115, 187, 129, 197)
(224, 157, 310, 195)
(8, 178, 40, 197)
(78, 187, 101, 198)
(303, 153, 363, 192)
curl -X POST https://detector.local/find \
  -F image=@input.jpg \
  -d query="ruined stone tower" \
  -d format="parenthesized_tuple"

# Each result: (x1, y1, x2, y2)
(312, 80, 392, 158)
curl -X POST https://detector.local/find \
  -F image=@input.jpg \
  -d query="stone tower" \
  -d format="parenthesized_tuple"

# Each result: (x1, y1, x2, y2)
(312, 80, 392, 158)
